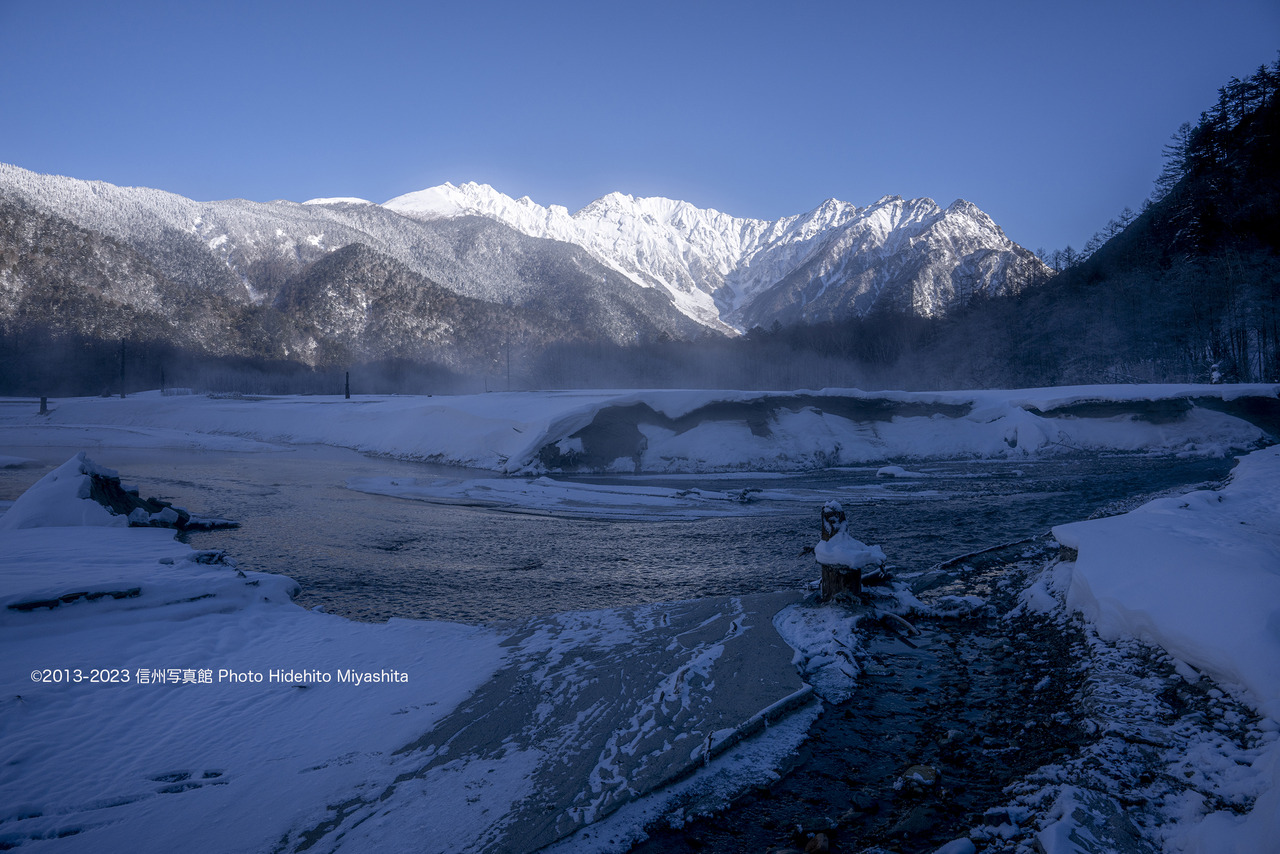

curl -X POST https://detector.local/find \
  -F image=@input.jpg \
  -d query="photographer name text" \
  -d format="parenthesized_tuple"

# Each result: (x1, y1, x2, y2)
(30, 668, 408, 686)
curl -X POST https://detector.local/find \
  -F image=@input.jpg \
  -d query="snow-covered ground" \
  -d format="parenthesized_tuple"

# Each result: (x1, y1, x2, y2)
(1041, 445, 1280, 852)
(1, 384, 1274, 474)
(1, 386, 1278, 852)
(0, 460, 506, 851)
(0, 455, 819, 853)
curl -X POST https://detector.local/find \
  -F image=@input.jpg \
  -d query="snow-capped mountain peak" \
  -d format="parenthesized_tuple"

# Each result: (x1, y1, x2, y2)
(384, 181, 505, 218)
(379, 179, 1046, 329)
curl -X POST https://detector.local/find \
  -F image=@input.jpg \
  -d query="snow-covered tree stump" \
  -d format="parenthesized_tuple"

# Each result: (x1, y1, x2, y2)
(818, 502, 859, 599)
(815, 500, 887, 601)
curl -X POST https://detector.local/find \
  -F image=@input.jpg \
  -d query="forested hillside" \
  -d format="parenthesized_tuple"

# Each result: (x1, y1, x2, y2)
(1017, 57, 1280, 384)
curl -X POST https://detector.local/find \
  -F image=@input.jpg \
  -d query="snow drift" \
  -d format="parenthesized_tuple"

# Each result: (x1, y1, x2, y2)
(3, 384, 1275, 475)
(1052, 446, 1280, 851)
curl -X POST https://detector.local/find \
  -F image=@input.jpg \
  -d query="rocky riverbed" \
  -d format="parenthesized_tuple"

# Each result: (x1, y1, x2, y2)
(626, 535, 1273, 854)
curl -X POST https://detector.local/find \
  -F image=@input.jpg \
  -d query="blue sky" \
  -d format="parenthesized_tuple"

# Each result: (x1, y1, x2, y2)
(1, 0, 1276, 252)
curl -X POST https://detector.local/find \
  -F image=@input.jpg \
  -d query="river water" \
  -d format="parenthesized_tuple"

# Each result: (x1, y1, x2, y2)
(0, 443, 1236, 625)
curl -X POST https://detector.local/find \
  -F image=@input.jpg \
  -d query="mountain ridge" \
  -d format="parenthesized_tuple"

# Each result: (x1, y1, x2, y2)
(379, 179, 1047, 329)
(0, 162, 1049, 377)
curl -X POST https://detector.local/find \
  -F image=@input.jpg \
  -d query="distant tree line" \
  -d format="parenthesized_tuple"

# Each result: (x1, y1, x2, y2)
(0, 329, 475, 398)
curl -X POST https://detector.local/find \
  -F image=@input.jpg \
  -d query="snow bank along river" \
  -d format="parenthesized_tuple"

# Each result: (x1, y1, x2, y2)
(0, 384, 1277, 853)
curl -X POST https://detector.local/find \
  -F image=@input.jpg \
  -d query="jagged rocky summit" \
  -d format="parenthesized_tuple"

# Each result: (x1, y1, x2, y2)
(381, 181, 1048, 329)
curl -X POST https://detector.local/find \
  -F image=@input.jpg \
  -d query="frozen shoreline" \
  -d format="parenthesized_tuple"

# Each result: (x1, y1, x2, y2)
(1, 383, 1275, 474)
(0, 456, 821, 853)
(1043, 445, 1280, 851)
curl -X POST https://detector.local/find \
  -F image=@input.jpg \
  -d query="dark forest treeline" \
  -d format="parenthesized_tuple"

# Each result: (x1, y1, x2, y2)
(1026, 56, 1280, 383)
(0, 330, 475, 397)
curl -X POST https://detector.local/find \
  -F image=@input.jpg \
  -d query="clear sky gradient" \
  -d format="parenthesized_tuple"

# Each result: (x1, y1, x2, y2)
(1, 0, 1276, 253)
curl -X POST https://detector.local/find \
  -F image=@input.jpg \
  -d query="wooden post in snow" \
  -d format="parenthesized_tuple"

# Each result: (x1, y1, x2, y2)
(818, 501, 862, 600)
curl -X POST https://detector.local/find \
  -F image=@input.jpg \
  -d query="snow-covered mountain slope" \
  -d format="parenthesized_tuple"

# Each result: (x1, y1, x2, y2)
(733, 196, 1047, 327)
(384, 181, 1048, 329)
(0, 163, 708, 353)
(1, 162, 1047, 343)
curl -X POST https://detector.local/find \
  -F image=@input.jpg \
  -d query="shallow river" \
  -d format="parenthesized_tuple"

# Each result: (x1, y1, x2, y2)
(0, 443, 1236, 625)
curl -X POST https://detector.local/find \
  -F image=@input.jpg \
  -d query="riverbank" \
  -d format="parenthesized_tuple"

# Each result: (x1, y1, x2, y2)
(2, 383, 1275, 473)
(0, 455, 820, 852)
(623, 446, 1280, 853)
